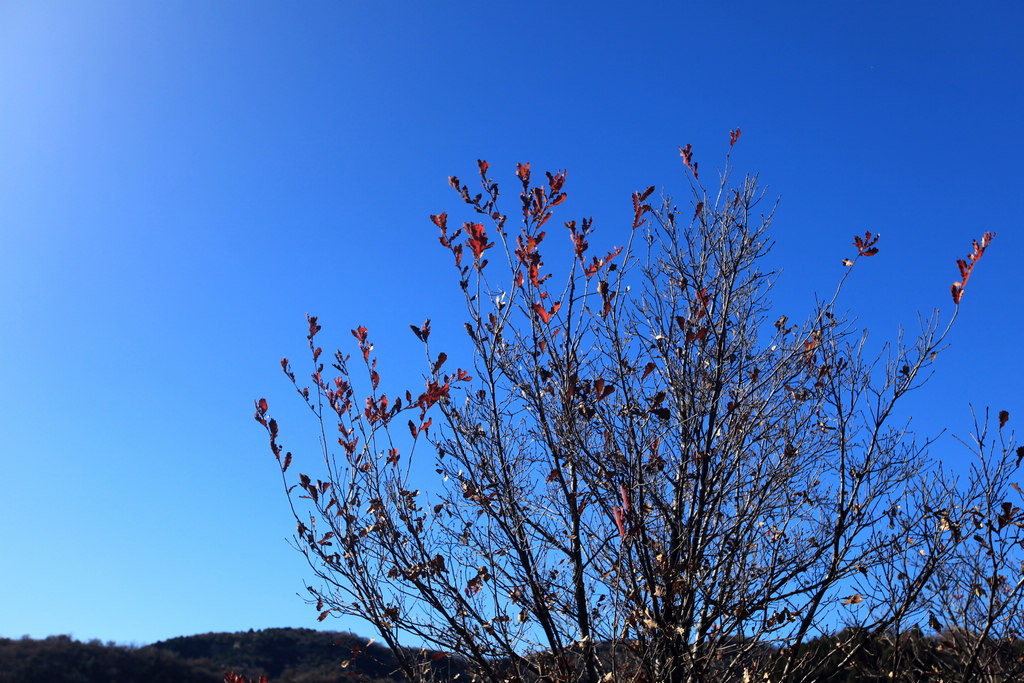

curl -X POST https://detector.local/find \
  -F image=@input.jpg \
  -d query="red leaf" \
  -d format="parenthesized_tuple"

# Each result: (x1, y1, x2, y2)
(533, 302, 558, 324)
(477, 159, 489, 176)
(950, 232, 995, 305)
(307, 315, 322, 340)
(685, 327, 708, 345)
(730, 128, 742, 146)
(853, 230, 880, 257)
(352, 326, 371, 361)
(283, 452, 292, 472)
(465, 223, 493, 263)
(679, 144, 695, 175)
(432, 352, 447, 375)
(548, 169, 567, 193)
(516, 162, 530, 184)
(258, 398, 268, 413)
(641, 362, 657, 381)
(999, 410, 1009, 429)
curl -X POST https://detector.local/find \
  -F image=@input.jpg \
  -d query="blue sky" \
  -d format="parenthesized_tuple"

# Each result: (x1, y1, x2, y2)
(0, 1, 1021, 646)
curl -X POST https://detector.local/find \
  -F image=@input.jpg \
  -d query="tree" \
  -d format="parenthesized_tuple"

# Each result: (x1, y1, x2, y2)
(256, 132, 1020, 682)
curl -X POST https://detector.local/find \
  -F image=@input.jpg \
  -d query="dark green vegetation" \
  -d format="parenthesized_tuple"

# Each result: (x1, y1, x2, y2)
(3, 627, 1021, 681)
(0, 628, 464, 683)
(0, 633, 221, 683)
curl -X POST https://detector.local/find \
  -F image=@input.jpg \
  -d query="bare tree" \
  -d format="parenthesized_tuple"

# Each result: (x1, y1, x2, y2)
(256, 133, 1018, 682)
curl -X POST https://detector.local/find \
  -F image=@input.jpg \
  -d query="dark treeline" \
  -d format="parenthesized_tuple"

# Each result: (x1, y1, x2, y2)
(0, 633, 220, 683)
(1, 626, 1020, 682)
(0, 628, 435, 683)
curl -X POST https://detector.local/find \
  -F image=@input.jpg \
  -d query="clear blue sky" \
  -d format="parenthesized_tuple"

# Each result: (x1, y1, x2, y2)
(1, 1, 1021, 646)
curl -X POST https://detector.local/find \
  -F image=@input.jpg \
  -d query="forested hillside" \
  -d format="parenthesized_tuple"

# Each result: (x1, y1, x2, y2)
(2, 627, 1017, 682)
(0, 628, 436, 683)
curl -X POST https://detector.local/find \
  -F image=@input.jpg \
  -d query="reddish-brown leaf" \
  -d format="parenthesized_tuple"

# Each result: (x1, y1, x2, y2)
(516, 162, 530, 184)
(950, 232, 995, 305)
(853, 230, 880, 257)
(613, 507, 626, 541)
(307, 315, 322, 340)
(432, 352, 447, 375)
(465, 223, 493, 263)
(679, 144, 695, 173)
(533, 302, 559, 324)
(641, 362, 657, 381)
(999, 410, 1010, 429)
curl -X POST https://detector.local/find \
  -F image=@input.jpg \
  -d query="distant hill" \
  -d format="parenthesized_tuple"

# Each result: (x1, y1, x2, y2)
(0, 634, 221, 683)
(0, 628, 445, 683)
(5, 626, 976, 681)
(149, 627, 414, 682)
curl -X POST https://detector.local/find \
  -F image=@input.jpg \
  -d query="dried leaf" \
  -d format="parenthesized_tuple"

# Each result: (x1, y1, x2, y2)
(641, 361, 657, 381)
(432, 352, 447, 375)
